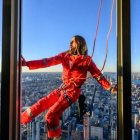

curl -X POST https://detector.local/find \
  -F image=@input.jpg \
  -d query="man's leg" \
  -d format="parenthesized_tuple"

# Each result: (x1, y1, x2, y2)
(45, 93, 71, 139)
(21, 89, 60, 124)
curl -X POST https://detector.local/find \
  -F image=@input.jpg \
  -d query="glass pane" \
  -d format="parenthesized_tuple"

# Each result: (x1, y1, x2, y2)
(21, 0, 117, 140)
(131, 0, 140, 140)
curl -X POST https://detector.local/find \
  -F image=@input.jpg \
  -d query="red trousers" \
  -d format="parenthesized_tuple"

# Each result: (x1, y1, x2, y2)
(29, 88, 73, 138)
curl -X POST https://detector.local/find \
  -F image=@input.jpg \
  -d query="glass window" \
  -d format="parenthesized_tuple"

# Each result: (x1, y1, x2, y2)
(21, 1, 117, 140)
(131, 0, 140, 139)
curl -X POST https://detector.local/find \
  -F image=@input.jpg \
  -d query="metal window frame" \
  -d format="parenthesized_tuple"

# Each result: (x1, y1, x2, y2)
(1, 0, 132, 140)
(117, 0, 132, 139)
(1, 0, 22, 140)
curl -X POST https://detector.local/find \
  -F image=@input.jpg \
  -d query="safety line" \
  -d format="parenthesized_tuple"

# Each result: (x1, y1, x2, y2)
(91, 0, 102, 58)
(101, 0, 115, 72)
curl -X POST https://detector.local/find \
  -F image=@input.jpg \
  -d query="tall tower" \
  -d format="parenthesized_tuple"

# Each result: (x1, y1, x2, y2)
(26, 123, 31, 140)
(83, 114, 89, 140)
(36, 121, 40, 140)
(111, 128, 117, 140)
(31, 121, 36, 140)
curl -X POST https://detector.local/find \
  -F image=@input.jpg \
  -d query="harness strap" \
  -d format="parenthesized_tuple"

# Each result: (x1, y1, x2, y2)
(58, 84, 73, 105)
(58, 84, 65, 96)
(96, 74, 103, 81)
(42, 58, 47, 65)
(63, 91, 72, 105)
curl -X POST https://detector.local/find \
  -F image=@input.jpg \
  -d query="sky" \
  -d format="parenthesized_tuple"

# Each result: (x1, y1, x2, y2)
(0, 0, 139, 72)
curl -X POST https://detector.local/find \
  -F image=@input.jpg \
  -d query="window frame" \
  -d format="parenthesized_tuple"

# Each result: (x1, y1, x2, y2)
(1, 0, 132, 139)
(1, 0, 22, 139)
(117, 0, 132, 139)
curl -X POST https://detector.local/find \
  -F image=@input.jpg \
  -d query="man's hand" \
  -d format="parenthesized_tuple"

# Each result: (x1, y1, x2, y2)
(21, 55, 27, 66)
(110, 85, 117, 95)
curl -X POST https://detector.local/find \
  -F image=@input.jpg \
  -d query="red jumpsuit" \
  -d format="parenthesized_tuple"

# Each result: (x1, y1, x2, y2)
(21, 51, 111, 138)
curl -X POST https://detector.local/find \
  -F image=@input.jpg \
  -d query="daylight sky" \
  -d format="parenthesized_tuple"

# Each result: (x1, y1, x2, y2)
(0, 0, 139, 72)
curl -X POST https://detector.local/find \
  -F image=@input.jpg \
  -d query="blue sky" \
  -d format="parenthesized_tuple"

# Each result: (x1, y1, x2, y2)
(131, 0, 140, 73)
(0, 0, 139, 72)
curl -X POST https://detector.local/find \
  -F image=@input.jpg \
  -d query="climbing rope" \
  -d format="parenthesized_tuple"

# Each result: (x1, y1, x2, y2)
(101, 0, 115, 72)
(91, 0, 103, 58)
(91, 0, 115, 72)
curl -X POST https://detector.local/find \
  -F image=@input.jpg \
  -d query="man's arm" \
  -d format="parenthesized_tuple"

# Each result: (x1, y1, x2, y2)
(88, 59, 111, 90)
(22, 52, 66, 70)
(88, 58, 117, 94)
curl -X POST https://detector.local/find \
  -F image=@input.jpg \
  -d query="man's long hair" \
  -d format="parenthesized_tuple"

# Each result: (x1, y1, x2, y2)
(69, 35, 88, 56)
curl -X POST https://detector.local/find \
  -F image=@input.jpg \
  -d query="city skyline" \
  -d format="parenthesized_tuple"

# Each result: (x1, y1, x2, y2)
(20, 72, 140, 139)
(21, 72, 118, 140)
(0, 0, 140, 72)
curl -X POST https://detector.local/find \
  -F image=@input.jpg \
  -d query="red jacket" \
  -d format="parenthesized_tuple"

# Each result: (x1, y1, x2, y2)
(26, 51, 111, 101)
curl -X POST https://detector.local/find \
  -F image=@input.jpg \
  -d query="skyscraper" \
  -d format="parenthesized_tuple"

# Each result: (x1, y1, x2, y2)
(90, 126, 103, 140)
(84, 114, 89, 140)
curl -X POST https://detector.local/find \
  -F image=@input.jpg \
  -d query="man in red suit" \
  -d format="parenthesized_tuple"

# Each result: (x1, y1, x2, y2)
(21, 35, 117, 140)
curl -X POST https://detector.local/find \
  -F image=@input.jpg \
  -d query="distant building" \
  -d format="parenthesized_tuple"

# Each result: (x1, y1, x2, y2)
(132, 113, 139, 129)
(90, 126, 103, 140)
(21, 116, 47, 140)
(76, 124, 84, 140)
(62, 106, 71, 122)
(132, 129, 138, 140)
(111, 128, 117, 140)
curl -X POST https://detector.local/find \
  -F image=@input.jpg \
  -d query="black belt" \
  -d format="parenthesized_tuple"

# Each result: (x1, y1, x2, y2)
(58, 84, 72, 105)
(63, 91, 72, 105)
